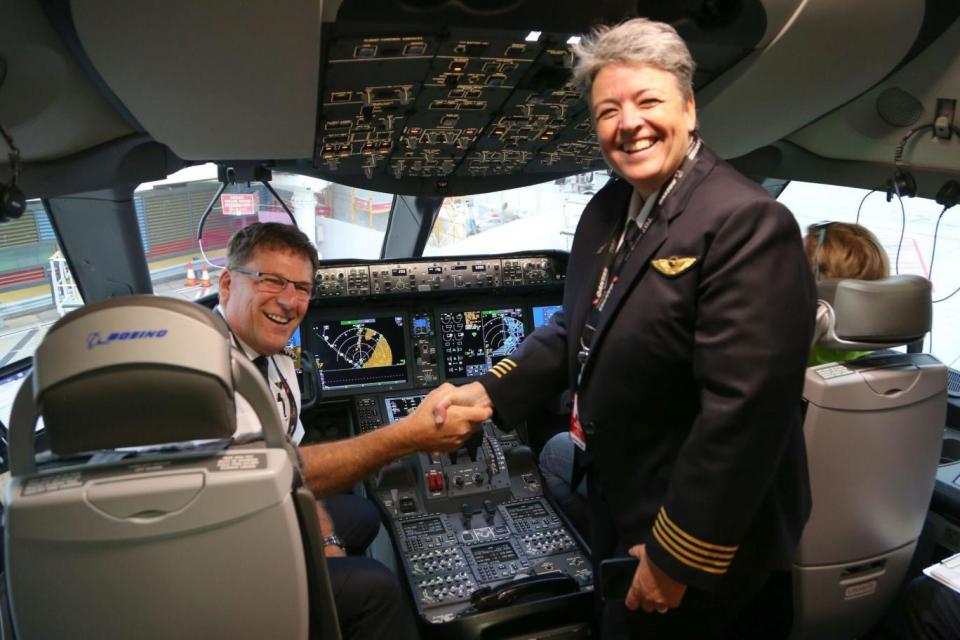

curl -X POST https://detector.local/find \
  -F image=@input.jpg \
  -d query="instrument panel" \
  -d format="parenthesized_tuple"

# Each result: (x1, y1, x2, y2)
(303, 252, 590, 627)
(314, 254, 561, 298)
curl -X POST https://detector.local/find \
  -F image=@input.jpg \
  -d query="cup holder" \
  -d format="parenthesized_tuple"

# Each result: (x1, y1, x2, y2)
(940, 438, 960, 465)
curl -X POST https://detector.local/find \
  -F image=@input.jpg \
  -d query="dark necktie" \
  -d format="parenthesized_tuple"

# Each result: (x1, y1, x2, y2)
(253, 355, 270, 382)
(610, 219, 643, 275)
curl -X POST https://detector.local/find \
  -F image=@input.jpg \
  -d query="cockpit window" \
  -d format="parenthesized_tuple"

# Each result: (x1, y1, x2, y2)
(779, 180, 960, 367)
(0, 201, 69, 424)
(138, 164, 390, 286)
(425, 170, 611, 257)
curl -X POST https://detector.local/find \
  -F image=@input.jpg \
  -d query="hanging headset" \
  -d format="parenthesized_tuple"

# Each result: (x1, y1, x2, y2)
(0, 54, 26, 223)
(0, 122, 26, 223)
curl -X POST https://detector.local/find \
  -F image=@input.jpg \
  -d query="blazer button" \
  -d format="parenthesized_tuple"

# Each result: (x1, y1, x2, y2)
(583, 422, 596, 435)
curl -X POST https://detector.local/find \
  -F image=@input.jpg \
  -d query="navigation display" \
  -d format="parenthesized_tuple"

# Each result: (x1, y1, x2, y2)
(532, 305, 562, 329)
(440, 308, 525, 379)
(312, 316, 408, 390)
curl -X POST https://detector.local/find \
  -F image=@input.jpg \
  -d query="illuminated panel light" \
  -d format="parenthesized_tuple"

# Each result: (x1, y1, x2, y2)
(567, 36, 581, 45)
(525, 31, 542, 42)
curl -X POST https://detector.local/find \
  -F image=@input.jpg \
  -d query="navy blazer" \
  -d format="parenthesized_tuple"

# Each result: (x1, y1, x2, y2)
(480, 146, 816, 592)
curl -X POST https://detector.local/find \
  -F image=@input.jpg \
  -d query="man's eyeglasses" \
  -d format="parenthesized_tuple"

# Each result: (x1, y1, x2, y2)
(230, 266, 314, 299)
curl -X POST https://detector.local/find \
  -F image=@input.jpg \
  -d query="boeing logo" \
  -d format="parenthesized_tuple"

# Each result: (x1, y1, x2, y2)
(87, 329, 168, 350)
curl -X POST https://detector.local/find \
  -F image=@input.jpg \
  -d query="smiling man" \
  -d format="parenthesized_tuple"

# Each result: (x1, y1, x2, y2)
(218, 222, 490, 640)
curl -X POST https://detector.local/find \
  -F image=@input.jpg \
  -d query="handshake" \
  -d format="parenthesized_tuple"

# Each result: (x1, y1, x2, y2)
(402, 382, 494, 454)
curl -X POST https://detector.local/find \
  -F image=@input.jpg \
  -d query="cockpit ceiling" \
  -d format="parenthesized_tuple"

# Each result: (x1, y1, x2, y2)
(307, 0, 765, 195)
(310, 28, 754, 194)
(2, 0, 958, 199)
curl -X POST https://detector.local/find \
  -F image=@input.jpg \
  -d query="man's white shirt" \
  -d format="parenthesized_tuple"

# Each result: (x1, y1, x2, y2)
(216, 307, 305, 444)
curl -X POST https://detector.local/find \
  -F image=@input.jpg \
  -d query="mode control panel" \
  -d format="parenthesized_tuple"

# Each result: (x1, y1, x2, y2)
(316, 266, 371, 297)
(501, 257, 558, 286)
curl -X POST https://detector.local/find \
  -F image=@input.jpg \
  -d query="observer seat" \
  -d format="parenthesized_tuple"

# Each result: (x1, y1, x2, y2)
(3, 295, 339, 640)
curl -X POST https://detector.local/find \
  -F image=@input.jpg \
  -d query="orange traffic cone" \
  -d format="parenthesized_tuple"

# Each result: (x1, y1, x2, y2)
(200, 264, 211, 287)
(184, 260, 197, 286)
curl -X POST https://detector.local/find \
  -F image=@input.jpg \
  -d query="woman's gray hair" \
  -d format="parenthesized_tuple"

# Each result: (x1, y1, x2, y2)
(571, 18, 695, 100)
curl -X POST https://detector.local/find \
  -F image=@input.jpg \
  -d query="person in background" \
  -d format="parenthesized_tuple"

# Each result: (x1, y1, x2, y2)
(803, 221, 890, 365)
(800, 223, 959, 640)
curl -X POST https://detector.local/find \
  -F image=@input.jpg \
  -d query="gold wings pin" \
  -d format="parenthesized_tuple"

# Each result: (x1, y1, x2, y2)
(651, 256, 697, 277)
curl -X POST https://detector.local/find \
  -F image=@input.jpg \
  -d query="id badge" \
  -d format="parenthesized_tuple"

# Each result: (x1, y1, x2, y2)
(569, 393, 587, 451)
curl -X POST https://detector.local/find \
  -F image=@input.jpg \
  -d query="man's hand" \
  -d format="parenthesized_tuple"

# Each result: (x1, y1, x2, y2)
(625, 544, 687, 614)
(401, 383, 491, 453)
(324, 544, 346, 558)
(431, 381, 493, 424)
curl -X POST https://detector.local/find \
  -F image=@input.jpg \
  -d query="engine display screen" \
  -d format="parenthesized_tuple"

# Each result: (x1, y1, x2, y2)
(471, 542, 518, 565)
(401, 517, 445, 538)
(440, 308, 525, 379)
(313, 316, 407, 390)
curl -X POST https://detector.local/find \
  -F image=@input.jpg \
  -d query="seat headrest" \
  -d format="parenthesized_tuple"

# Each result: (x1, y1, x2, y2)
(815, 275, 931, 350)
(33, 295, 237, 454)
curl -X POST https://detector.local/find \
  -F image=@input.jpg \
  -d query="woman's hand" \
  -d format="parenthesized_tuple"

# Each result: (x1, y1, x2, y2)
(625, 544, 687, 614)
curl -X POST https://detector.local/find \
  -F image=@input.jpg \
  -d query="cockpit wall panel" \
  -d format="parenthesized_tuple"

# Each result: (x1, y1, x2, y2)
(69, 0, 321, 161)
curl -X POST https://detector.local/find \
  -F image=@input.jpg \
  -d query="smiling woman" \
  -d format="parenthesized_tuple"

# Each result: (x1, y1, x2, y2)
(469, 17, 817, 639)
(590, 63, 697, 199)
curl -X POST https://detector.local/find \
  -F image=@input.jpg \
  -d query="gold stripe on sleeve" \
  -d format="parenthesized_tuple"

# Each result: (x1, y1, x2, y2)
(658, 508, 738, 553)
(652, 520, 732, 567)
(654, 517, 735, 562)
(652, 524, 729, 575)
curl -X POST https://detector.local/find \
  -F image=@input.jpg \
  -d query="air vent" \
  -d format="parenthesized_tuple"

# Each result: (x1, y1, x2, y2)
(876, 87, 923, 128)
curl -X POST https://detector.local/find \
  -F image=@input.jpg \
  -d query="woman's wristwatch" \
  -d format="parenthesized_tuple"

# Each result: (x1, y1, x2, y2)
(323, 534, 345, 551)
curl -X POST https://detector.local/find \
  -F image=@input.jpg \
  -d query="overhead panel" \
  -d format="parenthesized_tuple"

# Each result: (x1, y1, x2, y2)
(306, 0, 770, 195)
(316, 28, 605, 192)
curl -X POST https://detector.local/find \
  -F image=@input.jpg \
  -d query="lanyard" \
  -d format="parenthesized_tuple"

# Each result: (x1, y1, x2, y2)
(575, 136, 702, 388)
(220, 310, 298, 438)
(265, 356, 299, 438)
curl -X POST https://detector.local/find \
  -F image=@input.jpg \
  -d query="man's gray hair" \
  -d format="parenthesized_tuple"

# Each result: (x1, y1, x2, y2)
(571, 18, 696, 100)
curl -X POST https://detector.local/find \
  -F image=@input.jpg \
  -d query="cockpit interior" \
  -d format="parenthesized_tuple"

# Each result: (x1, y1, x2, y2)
(2, 1, 960, 638)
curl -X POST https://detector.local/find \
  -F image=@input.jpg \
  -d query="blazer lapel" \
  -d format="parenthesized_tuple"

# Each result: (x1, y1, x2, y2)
(577, 147, 718, 388)
(579, 214, 668, 385)
(567, 180, 632, 351)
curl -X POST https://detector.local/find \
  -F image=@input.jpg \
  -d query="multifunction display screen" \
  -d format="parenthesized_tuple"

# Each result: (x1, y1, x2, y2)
(532, 304, 562, 329)
(384, 394, 426, 424)
(505, 501, 550, 521)
(470, 542, 518, 565)
(440, 308, 525, 379)
(313, 316, 407, 390)
(401, 517, 445, 538)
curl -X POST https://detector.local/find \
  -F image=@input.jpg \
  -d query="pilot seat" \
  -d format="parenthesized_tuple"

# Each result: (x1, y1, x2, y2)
(2, 296, 339, 639)
(791, 275, 947, 639)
